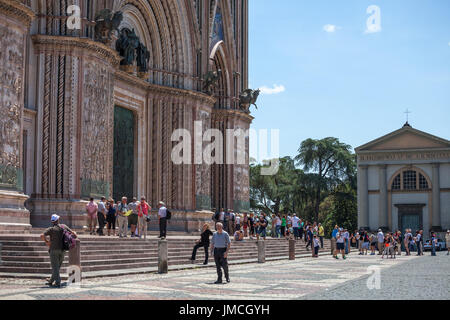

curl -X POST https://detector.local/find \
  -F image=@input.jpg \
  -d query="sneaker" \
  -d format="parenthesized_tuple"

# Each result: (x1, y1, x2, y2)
(335, 256, 339, 259)
(343, 256, 346, 260)
(203, 262, 208, 265)
(226, 278, 230, 283)
(214, 280, 223, 284)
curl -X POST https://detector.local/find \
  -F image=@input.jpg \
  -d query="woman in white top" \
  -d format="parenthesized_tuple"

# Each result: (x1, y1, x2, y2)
(235, 214, 241, 231)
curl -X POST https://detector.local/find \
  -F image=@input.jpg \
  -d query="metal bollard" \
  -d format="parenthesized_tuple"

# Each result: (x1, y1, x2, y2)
(257, 240, 265, 263)
(289, 239, 296, 260)
(158, 239, 168, 274)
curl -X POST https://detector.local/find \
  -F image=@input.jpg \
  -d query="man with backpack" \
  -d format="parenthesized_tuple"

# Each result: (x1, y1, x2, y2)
(40, 214, 77, 288)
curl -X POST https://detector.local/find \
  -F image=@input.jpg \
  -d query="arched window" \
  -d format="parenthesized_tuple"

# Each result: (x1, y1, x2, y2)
(390, 169, 430, 191)
(392, 175, 401, 190)
(419, 174, 429, 189)
(403, 170, 416, 190)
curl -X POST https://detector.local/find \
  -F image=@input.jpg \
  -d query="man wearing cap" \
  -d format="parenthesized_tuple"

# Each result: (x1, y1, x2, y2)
(40, 214, 77, 288)
(377, 229, 384, 255)
(117, 197, 129, 238)
(210, 222, 231, 284)
(128, 197, 139, 237)
(158, 201, 168, 239)
(97, 197, 107, 236)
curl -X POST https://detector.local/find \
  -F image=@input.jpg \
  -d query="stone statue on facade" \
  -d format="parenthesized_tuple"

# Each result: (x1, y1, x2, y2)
(136, 41, 150, 73)
(94, 9, 123, 44)
(202, 69, 222, 95)
(239, 89, 260, 113)
(116, 28, 139, 67)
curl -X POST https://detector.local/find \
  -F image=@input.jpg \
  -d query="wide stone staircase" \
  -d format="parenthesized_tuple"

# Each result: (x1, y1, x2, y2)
(0, 234, 331, 279)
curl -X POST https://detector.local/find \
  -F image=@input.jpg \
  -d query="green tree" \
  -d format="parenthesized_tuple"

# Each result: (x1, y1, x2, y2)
(295, 137, 354, 222)
(321, 183, 357, 237)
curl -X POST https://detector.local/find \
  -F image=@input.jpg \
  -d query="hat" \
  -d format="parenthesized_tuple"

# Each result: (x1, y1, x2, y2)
(159, 201, 165, 206)
(51, 214, 60, 222)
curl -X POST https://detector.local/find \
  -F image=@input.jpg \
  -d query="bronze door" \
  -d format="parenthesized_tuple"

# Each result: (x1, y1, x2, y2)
(113, 106, 135, 202)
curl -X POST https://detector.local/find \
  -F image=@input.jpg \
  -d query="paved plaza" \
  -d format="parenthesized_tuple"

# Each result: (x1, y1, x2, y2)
(0, 251, 448, 300)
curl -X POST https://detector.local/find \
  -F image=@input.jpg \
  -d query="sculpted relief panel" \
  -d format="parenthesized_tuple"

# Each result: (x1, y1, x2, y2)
(195, 108, 212, 210)
(0, 23, 24, 190)
(81, 61, 114, 198)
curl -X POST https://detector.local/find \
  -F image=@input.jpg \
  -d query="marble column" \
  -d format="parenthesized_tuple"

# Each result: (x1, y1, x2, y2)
(432, 163, 442, 231)
(0, 0, 34, 232)
(378, 165, 388, 230)
(358, 165, 369, 230)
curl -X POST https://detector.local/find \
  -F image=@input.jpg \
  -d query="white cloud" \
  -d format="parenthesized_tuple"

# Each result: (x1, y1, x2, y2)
(448, 42, 450, 46)
(323, 24, 339, 33)
(259, 84, 286, 95)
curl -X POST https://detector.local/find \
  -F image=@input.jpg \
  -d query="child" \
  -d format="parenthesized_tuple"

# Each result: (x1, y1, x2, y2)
(370, 233, 376, 255)
(313, 235, 320, 257)
(381, 234, 390, 259)
(234, 230, 244, 241)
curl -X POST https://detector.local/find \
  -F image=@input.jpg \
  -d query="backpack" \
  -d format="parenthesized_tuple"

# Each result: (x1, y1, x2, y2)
(166, 209, 172, 220)
(213, 211, 220, 221)
(61, 225, 76, 251)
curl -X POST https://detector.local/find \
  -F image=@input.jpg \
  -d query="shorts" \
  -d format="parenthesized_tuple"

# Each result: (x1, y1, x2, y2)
(336, 242, 345, 250)
(128, 214, 138, 226)
(257, 228, 266, 237)
(362, 242, 369, 250)
(371, 242, 376, 247)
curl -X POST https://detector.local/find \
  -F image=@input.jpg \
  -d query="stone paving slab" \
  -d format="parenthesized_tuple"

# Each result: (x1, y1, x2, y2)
(1, 251, 445, 300)
(301, 252, 450, 300)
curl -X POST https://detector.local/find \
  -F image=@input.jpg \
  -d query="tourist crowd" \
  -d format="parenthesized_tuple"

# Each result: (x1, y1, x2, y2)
(85, 196, 169, 240)
(330, 225, 450, 260)
(211, 210, 326, 258)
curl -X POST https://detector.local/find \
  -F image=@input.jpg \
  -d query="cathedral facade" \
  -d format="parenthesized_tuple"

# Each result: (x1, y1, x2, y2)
(0, 0, 252, 232)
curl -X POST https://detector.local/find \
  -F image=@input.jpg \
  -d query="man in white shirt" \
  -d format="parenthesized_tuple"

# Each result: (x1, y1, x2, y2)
(344, 229, 350, 254)
(291, 214, 300, 240)
(97, 197, 107, 236)
(334, 228, 346, 259)
(377, 229, 384, 255)
(158, 201, 168, 239)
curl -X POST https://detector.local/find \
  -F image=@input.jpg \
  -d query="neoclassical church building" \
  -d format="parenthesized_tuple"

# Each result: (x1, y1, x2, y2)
(356, 123, 450, 237)
(0, 0, 253, 232)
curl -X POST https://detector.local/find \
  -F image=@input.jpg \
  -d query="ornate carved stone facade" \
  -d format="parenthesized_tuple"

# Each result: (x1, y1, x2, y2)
(0, 0, 34, 231)
(0, 0, 251, 232)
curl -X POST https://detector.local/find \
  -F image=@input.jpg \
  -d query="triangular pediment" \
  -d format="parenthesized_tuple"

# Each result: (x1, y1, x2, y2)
(356, 124, 450, 152)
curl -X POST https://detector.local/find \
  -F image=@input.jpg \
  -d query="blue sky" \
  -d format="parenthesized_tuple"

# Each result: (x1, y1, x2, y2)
(248, 0, 450, 160)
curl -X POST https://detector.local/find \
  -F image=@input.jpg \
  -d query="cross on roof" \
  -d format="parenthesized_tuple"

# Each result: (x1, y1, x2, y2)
(404, 108, 412, 126)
